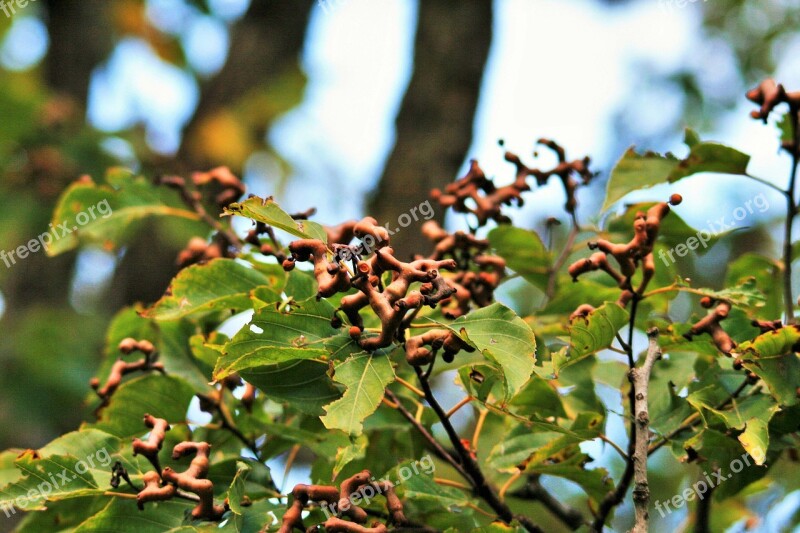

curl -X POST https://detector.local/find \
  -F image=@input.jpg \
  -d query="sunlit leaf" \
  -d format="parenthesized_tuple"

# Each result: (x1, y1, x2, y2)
(321, 352, 396, 436)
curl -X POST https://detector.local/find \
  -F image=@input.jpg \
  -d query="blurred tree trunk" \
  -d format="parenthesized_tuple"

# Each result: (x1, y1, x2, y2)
(176, 0, 315, 171)
(367, 0, 493, 258)
(3, 1, 115, 308)
(43, 0, 114, 108)
(110, 1, 314, 307)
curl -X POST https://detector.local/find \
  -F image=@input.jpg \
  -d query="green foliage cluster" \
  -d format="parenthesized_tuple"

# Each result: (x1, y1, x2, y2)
(3, 81, 800, 532)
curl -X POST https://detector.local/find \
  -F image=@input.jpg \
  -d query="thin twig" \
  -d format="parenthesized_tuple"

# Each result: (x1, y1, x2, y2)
(592, 294, 641, 530)
(630, 328, 662, 533)
(384, 389, 469, 480)
(744, 172, 790, 195)
(471, 409, 489, 451)
(446, 396, 473, 419)
(509, 474, 588, 529)
(598, 434, 629, 461)
(396, 376, 425, 397)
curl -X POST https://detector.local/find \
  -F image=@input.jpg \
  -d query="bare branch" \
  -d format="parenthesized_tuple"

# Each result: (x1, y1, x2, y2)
(630, 328, 661, 533)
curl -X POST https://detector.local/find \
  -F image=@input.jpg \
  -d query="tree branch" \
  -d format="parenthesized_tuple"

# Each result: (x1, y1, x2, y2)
(384, 389, 470, 481)
(630, 328, 661, 533)
(509, 475, 588, 529)
(413, 368, 543, 533)
(592, 294, 641, 530)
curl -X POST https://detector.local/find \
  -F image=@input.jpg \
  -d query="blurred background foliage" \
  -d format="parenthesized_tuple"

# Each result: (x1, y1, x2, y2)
(1, 0, 799, 530)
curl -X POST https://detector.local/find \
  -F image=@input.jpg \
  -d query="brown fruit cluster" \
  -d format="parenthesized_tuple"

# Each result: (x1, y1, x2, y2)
(405, 328, 475, 366)
(282, 217, 476, 365)
(745, 79, 800, 123)
(419, 221, 506, 319)
(131, 414, 227, 520)
(279, 470, 407, 533)
(90, 338, 165, 406)
(567, 196, 681, 306)
(176, 236, 226, 267)
(163, 167, 246, 269)
(684, 296, 735, 355)
(162, 442, 227, 520)
(132, 413, 171, 473)
(430, 139, 594, 226)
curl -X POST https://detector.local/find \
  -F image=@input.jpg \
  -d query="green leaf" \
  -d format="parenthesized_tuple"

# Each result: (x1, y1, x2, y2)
(47, 169, 204, 256)
(558, 303, 629, 372)
(14, 496, 109, 532)
(524, 453, 612, 506)
(734, 326, 800, 406)
(156, 321, 216, 393)
(603, 131, 750, 210)
(682, 429, 772, 499)
(87, 375, 195, 438)
(508, 374, 567, 419)
(73, 498, 194, 532)
(399, 471, 472, 511)
(0, 452, 100, 511)
(726, 254, 782, 319)
(214, 297, 339, 380)
(144, 259, 279, 320)
(738, 418, 769, 465)
(488, 226, 551, 290)
(238, 360, 341, 416)
(603, 148, 681, 210)
(223, 195, 327, 242)
(321, 352, 396, 436)
(449, 303, 537, 401)
(332, 435, 368, 478)
(227, 462, 251, 515)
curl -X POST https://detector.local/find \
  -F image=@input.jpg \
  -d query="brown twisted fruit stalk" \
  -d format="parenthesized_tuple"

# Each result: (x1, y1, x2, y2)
(431, 140, 594, 226)
(319, 518, 388, 533)
(162, 442, 227, 520)
(405, 329, 475, 366)
(137, 471, 176, 510)
(684, 296, 735, 355)
(283, 239, 351, 299)
(430, 159, 511, 226)
(191, 166, 246, 208)
(568, 195, 682, 297)
(132, 414, 170, 472)
(345, 253, 457, 351)
(176, 236, 226, 268)
(418, 221, 506, 318)
(90, 338, 164, 404)
(279, 470, 407, 533)
(752, 319, 783, 333)
(420, 220, 489, 261)
(745, 79, 800, 123)
(504, 138, 595, 215)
